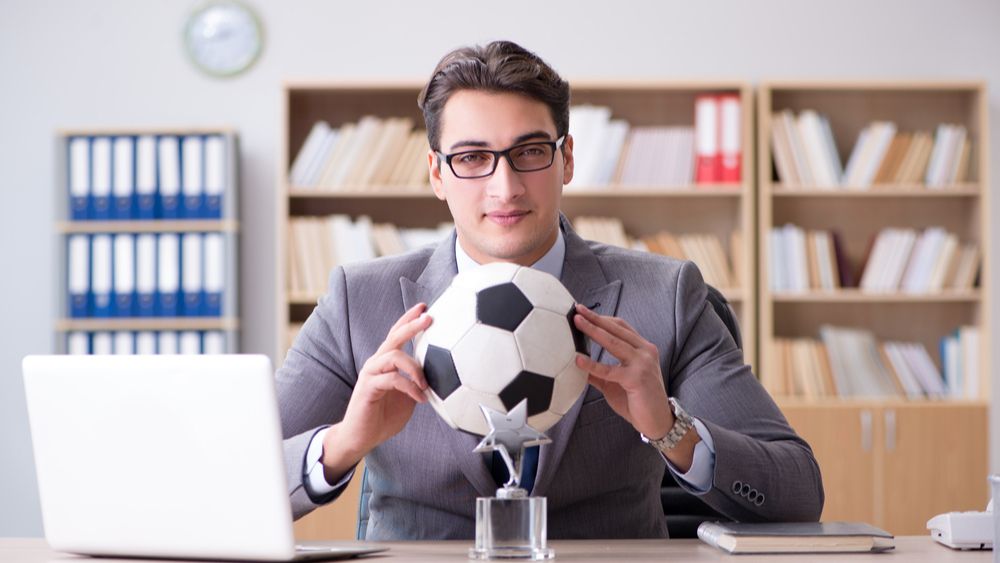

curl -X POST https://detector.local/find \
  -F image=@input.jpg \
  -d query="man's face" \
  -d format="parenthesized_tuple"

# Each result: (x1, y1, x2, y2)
(429, 90, 574, 266)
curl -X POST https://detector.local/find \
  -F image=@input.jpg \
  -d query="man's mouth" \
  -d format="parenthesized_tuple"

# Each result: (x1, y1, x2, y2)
(485, 210, 530, 226)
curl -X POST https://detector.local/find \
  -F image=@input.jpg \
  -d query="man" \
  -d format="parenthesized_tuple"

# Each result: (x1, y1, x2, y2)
(277, 41, 823, 540)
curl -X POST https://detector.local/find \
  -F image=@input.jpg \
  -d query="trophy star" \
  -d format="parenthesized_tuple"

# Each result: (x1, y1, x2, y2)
(473, 400, 551, 455)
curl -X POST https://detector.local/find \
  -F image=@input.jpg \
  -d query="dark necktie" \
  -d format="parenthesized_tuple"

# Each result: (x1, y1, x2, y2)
(490, 445, 539, 493)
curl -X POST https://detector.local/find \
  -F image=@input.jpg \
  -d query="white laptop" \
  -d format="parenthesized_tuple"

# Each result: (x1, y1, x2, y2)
(22, 354, 385, 561)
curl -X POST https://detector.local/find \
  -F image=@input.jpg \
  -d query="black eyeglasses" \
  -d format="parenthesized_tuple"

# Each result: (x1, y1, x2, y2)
(436, 136, 566, 179)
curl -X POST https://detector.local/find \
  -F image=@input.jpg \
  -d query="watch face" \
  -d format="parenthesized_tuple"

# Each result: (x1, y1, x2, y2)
(184, 1, 263, 77)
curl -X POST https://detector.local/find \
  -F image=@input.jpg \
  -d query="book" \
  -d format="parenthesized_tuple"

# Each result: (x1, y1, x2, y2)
(698, 521, 894, 554)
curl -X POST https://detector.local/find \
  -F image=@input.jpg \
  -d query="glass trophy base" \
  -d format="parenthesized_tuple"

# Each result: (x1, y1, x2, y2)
(470, 489, 554, 560)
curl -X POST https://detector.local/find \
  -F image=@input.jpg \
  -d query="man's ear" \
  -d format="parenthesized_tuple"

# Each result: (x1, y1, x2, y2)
(561, 134, 575, 185)
(428, 149, 447, 201)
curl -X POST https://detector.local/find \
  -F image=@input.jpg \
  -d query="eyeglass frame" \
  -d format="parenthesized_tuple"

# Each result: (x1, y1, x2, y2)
(435, 135, 567, 179)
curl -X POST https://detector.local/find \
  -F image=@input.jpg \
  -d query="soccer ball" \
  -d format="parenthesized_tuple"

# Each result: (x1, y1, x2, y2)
(414, 262, 589, 436)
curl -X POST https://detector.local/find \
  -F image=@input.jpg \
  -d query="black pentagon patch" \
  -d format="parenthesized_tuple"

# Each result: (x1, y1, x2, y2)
(566, 306, 589, 355)
(499, 371, 554, 416)
(423, 344, 461, 400)
(476, 282, 533, 332)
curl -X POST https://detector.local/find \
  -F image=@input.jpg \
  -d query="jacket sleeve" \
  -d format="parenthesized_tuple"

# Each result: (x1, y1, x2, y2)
(667, 260, 825, 522)
(276, 266, 359, 520)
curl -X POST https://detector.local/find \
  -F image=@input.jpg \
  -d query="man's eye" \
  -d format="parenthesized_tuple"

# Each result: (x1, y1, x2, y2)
(457, 153, 488, 164)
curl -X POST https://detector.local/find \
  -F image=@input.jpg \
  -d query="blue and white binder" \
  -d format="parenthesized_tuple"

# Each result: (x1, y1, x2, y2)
(135, 331, 156, 355)
(91, 234, 113, 317)
(67, 234, 90, 317)
(135, 136, 157, 219)
(203, 331, 226, 354)
(204, 135, 225, 218)
(179, 331, 201, 355)
(203, 233, 224, 316)
(113, 331, 135, 355)
(135, 234, 157, 316)
(68, 137, 90, 221)
(158, 136, 181, 218)
(157, 331, 179, 355)
(181, 233, 204, 316)
(181, 136, 205, 218)
(92, 331, 113, 355)
(113, 234, 135, 317)
(66, 332, 89, 355)
(112, 136, 135, 220)
(156, 233, 180, 316)
(90, 137, 112, 220)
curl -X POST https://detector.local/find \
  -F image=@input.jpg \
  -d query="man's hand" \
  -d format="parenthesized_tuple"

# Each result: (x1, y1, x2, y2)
(321, 303, 432, 481)
(572, 304, 700, 471)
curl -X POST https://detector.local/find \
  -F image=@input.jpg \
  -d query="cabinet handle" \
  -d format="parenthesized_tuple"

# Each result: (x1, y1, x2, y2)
(860, 410, 872, 452)
(885, 409, 896, 452)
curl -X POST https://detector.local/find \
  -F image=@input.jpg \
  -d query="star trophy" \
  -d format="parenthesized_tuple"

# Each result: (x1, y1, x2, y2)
(470, 401, 554, 560)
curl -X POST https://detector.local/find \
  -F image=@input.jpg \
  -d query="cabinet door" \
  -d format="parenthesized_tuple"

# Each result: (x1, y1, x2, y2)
(779, 404, 878, 524)
(881, 404, 988, 535)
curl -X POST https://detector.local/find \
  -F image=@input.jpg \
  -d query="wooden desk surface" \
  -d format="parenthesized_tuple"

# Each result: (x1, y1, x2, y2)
(0, 537, 991, 562)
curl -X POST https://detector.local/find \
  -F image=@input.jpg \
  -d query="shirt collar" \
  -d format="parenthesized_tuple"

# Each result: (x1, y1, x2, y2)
(455, 228, 566, 279)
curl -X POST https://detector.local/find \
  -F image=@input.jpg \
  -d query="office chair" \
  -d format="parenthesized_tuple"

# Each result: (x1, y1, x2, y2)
(356, 284, 740, 540)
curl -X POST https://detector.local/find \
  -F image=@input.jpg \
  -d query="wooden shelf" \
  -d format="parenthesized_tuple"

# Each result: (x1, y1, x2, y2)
(288, 185, 744, 199)
(771, 290, 981, 303)
(773, 185, 980, 197)
(775, 397, 989, 408)
(57, 220, 239, 234)
(290, 289, 746, 307)
(56, 318, 240, 332)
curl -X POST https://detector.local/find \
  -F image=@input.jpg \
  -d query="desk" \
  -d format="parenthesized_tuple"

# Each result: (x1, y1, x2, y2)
(0, 537, 991, 562)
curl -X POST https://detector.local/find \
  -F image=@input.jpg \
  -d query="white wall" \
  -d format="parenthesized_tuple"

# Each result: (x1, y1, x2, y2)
(2, 0, 998, 537)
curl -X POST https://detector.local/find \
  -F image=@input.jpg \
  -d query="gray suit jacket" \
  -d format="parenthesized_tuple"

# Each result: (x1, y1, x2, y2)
(276, 217, 823, 540)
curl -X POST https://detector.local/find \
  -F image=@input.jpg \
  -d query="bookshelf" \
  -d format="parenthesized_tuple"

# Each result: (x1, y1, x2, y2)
(757, 81, 990, 534)
(279, 81, 755, 539)
(56, 128, 240, 355)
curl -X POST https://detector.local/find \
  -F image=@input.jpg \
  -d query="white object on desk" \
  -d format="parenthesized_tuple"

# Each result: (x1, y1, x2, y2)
(927, 500, 993, 550)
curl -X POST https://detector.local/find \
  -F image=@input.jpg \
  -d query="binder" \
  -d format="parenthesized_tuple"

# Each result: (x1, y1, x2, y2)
(135, 234, 157, 316)
(92, 331, 113, 355)
(719, 94, 742, 183)
(181, 233, 204, 316)
(179, 331, 201, 355)
(694, 95, 720, 183)
(112, 136, 135, 219)
(67, 234, 90, 317)
(66, 332, 89, 355)
(203, 331, 226, 354)
(156, 233, 180, 316)
(68, 137, 90, 221)
(135, 331, 156, 355)
(203, 135, 225, 218)
(113, 331, 135, 355)
(158, 136, 181, 218)
(181, 135, 205, 218)
(113, 234, 135, 317)
(90, 137, 113, 220)
(135, 136, 157, 219)
(203, 233, 224, 316)
(157, 331, 179, 355)
(91, 234, 113, 317)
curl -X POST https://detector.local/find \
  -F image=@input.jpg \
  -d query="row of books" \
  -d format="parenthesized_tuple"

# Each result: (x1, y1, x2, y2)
(569, 216, 740, 289)
(771, 110, 972, 188)
(68, 233, 227, 318)
(66, 330, 228, 355)
(567, 95, 741, 187)
(288, 118, 431, 190)
(288, 216, 452, 295)
(764, 325, 980, 400)
(68, 135, 228, 220)
(768, 224, 979, 292)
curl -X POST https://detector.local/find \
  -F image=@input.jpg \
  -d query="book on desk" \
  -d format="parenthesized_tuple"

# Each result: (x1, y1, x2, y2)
(698, 521, 895, 554)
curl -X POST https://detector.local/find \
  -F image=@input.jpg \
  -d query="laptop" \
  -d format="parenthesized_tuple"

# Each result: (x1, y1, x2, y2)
(22, 354, 386, 561)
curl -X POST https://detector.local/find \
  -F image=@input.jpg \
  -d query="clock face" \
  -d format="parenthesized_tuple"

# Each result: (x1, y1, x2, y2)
(184, 1, 263, 77)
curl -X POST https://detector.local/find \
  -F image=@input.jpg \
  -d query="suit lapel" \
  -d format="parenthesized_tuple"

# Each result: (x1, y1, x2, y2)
(401, 233, 498, 497)
(533, 216, 622, 497)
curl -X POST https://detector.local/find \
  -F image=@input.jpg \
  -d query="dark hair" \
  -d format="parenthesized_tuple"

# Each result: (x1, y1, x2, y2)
(417, 41, 570, 151)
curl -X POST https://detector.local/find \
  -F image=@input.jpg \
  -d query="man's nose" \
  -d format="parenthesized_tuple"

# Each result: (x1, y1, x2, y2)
(485, 156, 526, 200)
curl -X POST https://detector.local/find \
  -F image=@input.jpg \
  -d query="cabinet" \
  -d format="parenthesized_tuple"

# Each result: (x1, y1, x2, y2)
(57, 128, 240, 354)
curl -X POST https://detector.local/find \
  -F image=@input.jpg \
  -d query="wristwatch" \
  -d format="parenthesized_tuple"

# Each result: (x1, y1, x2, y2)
(640, 397, 694, 452)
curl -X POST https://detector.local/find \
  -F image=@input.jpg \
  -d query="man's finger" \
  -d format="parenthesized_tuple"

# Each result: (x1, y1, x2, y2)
(368, 350, 428, 390)
(576, 304, 646, 349)
(576, 353, 620, 381)
(378, 310, 433, 355)
(573, 311, 635, 363)
(368, 370, 426, 404)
